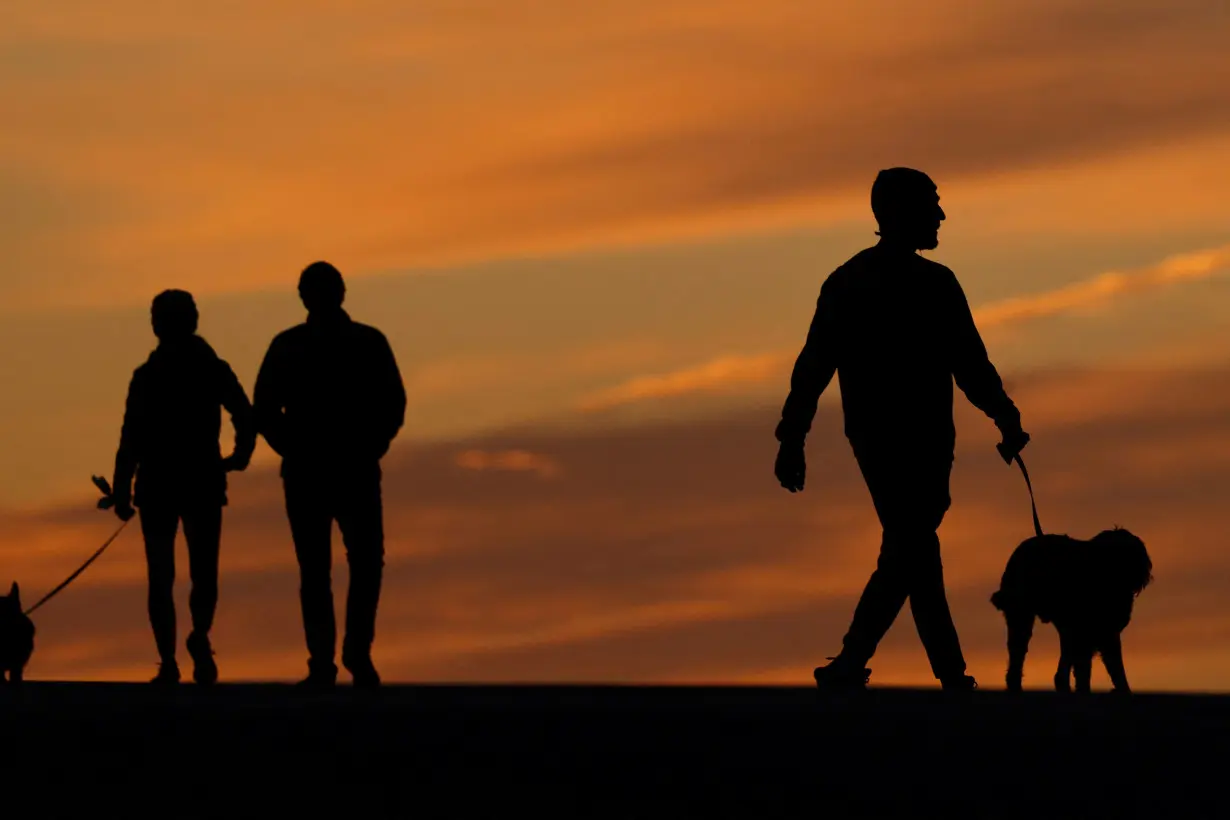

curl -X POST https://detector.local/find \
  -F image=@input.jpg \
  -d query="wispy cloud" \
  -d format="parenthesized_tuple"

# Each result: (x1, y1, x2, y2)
(4, 0, 1229, 309)
(454, 449, 563, 479)
(975, 243, 1230, 328)
(577, 353, 788, 411)
(574, 243, 1230, 410)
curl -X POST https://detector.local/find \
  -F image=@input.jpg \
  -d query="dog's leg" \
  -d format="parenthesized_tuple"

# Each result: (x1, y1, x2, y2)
(1100, 632, 1130, 694)
(1073, 638, 1094, 694)
(1054, 628, 1073, 692)
(1005, 608, 1034, 692)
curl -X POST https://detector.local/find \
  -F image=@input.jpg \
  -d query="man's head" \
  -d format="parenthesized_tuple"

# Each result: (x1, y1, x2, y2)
(298, 261, 346, 315)
(871, 168, 945, 251)
(150, 289, 199, 341)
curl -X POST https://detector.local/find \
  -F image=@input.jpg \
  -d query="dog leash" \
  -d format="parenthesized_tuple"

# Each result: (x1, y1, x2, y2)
(22, 475, 132, 617)
(23, 519, 130, 617)
(998, 442, 1043, 538)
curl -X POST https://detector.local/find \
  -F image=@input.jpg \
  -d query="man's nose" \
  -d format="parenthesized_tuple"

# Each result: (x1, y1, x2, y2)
(938, 206, 946, 222)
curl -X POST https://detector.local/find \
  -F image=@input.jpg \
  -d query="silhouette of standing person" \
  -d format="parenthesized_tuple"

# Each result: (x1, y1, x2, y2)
(111, 290, 256, 685)
(775, 168, 1031, 690)
(253, 262, 406, 687)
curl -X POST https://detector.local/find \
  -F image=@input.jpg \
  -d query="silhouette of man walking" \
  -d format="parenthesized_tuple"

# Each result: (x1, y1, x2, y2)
(111, 290, 256, 685)
(775, 168, 1030, 690)
(253, 262, 406, 687)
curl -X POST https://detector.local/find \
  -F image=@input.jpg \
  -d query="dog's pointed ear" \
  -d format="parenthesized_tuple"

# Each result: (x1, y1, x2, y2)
(9, 581, 19, 607)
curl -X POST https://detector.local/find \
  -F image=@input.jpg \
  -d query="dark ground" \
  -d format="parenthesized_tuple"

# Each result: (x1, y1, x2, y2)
(1, 682, 1226, 818)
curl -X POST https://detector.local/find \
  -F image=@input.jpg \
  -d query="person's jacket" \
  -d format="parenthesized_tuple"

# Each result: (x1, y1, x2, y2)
(113, 335, 256, 508)
(776, 243, 1019, 456)
(253, 309, 406, 473)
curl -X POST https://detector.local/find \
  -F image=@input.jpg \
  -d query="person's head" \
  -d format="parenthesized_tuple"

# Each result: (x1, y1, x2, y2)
(871, 168, 945, 251)
(150, 289, 199, 341)
(298, 261, 346, 315)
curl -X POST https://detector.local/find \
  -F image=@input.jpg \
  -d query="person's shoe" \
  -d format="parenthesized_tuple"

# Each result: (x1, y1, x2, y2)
(150, 661, 181, 685)
(186, 632, 218, 686)
(941, 674, 978, 691)
(813, 657, 872, 690)
(297, 660, 338, 688)
(343, 654, 381, 689)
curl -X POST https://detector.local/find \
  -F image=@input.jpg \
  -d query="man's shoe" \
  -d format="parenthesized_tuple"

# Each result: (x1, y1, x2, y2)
(941, 674, 978, 691)
(150, 661, 180, 685)
(297, 661, 338, 688)
(813, 657, 872, 690)
(186, 632, 218, 686)
(343, 654, 381, 689)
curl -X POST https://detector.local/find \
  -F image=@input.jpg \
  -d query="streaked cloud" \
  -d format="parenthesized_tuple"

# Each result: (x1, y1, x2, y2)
(573, 242, 1230, 410)
(577, 353, 789, 411)
(454, 449, 563, 479)
(974, 243, 1230, 327)
(3, 0, 1228, 309)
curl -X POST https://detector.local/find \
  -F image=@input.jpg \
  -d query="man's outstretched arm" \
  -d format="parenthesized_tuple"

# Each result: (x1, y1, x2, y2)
(776, 281, 839, 446)
(944, 271, 1028, 456)
(219, 360, 257, 471)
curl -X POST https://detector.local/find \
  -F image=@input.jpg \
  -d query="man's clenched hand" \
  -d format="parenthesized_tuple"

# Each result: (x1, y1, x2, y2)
(775, 441, 807, 492)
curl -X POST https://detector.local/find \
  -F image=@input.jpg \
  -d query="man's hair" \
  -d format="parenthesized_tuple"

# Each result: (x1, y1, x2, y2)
(150, 289, 199, 340)
(871, 167, 937, 228)
(298, 261, 346, 311)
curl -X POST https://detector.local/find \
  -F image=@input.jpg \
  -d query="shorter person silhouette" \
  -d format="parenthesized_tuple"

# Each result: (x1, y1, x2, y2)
(775, 168, 1030, 690)
(253, 262, 406, 687)
(111, 290, 256, 685)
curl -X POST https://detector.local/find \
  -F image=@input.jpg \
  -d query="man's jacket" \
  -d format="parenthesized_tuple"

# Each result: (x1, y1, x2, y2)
(776, 243, 1019, 457)
(253, 309, 406, 474)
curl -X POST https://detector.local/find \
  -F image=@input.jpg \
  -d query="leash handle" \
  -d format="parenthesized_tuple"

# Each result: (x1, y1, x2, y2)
(998, 442, 1043, 538)
(23, 519, 130, 616)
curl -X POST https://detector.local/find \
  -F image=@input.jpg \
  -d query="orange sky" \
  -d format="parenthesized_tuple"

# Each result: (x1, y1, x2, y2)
(3, 0, 1230, 688)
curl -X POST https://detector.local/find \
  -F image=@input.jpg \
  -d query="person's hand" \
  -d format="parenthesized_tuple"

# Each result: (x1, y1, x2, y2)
(114, 499, 136, 522)
(996, 425, 1031, 464)
(775, 441, 806, 492)
(222, 453, 250, 473)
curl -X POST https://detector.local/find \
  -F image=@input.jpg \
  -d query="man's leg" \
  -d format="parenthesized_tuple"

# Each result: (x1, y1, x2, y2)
(182, 504, 222, 684)
(898, 455, 970, 685)
(139, 506, 180, 682)
(906, 530, 969, 683)
(284, 472, 338, 681)
(336, 463, 385, 685)
(835, 532, 913, 670)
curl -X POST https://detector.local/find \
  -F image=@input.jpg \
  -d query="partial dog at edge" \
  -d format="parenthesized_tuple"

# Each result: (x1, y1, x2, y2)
(0, 582, 35, 684)
(991, 529, 1152, 693)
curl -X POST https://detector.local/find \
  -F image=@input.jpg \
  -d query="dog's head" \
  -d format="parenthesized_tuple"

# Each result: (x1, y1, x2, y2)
(0, 581, 22, 634)
(1092, 528, 1153, 597)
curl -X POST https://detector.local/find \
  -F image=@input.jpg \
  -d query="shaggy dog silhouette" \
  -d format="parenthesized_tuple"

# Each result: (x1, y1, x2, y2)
(991, 529, 1152, 693)
(0, 582, 35, 684)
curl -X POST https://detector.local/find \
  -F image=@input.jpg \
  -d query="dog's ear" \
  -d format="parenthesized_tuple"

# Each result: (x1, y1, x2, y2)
(9, 581, 20, 608)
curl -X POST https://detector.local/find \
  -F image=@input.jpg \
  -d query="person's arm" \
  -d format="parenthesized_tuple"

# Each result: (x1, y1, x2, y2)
(775, 279, 839, 446)
(218, 360, 256, 471)
(373, 332, 407, 457)
(110, 370, 144, 519)
(944, 269, 1025, 439)
(252, 338, 290, 458)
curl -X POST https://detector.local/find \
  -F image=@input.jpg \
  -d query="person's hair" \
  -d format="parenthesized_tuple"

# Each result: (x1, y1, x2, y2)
(298, 261, 346, 312)
(150, 289, 199, 340)
(870, 167, 937, 232)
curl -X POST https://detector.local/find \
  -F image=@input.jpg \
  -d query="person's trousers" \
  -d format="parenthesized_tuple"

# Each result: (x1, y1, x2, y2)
(838, 445, 967, 681)
(138, 504, 223, 664)
(283, 464, 385, 673)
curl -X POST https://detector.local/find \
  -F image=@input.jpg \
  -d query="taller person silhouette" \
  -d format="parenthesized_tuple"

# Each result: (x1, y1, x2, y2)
(775, 168, 1031, 690)
(253, 262, 406, 687)
(111, 290, 256, 685)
